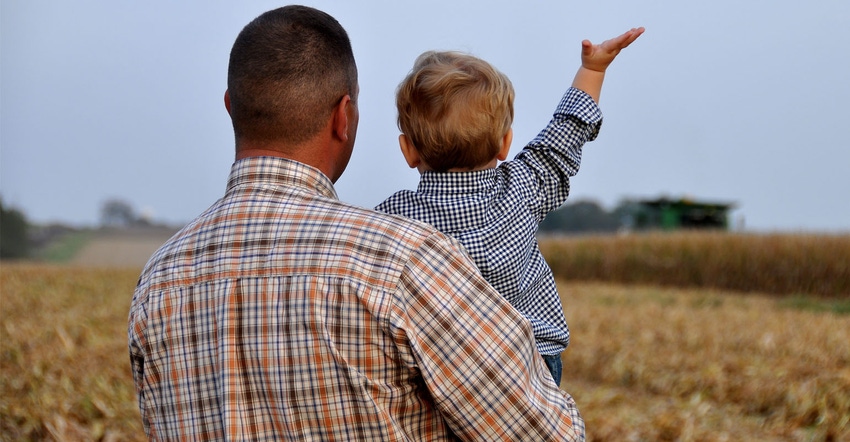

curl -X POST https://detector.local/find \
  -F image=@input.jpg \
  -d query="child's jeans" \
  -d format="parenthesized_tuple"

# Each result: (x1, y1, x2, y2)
(542, 353, 562, 387)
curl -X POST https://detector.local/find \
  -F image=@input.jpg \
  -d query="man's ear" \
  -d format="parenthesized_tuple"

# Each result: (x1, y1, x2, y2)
(332, 95, 352, 141)
(496, 128, 513, 161)
(224, 90, 232, 115)
(399, 134, 421, 169)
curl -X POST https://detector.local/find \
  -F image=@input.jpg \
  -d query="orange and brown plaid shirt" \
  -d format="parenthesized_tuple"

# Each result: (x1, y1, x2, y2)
(129, 156, 584, 441)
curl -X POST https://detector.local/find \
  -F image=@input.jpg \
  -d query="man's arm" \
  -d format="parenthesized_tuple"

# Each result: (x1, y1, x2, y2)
(394, 233, 584, 441)
(128, 290, 152, 438)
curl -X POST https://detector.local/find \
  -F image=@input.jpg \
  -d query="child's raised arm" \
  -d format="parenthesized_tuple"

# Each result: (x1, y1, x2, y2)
(572, 27, 645, 103)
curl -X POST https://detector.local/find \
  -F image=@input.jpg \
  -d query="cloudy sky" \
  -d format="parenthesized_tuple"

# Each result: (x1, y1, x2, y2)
(3, 1, 849, 232)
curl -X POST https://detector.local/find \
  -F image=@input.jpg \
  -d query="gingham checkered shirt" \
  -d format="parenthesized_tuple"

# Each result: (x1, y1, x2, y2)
(377, 87, 602, 356)
(129, 156, 585, 441)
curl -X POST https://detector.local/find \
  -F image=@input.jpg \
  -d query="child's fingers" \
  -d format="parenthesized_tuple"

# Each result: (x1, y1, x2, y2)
(617, 27, 645, 49)
(597, 27, 644, 54)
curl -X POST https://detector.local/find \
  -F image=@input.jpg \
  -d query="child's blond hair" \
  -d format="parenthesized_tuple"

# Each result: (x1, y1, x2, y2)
(396, 51, 515, 172)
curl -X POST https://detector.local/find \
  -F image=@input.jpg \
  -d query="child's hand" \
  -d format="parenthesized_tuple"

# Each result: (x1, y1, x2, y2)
(581, 27, 645, 73)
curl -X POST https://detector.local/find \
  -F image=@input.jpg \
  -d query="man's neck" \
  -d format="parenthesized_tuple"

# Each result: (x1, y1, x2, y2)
(235, 148, 291, 160)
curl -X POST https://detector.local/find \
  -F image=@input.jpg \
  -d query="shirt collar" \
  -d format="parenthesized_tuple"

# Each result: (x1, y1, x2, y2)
(226, 156, 338, 200)
(417, 168, 498, 195)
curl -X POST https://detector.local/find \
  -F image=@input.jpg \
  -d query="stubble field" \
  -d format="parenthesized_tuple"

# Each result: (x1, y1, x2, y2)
(561, 283, 849, 441)
(1, 232, 848, 441)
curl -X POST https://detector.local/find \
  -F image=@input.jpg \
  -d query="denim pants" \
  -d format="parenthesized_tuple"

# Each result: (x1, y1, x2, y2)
(542, 353, 562, 386)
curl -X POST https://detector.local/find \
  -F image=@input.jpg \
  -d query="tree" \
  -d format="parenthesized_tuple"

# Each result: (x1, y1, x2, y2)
(0, 199, 30, 259)
(100, 199, 137, 227)
(539, 200, 621, 234)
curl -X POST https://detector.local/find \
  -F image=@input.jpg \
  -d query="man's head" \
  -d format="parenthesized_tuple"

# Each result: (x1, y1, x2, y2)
(396, 51, 514, 172)
(226, 6, 358, 154)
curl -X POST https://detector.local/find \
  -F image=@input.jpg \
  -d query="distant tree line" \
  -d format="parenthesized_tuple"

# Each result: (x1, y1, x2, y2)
(0, 197, 720, 260)
(0, 198, 30, 259)
(540, 199, 636, 234)
(100, 199, 148, 228)
(1, 198, 161, 260)
(4, 197, 618, 259)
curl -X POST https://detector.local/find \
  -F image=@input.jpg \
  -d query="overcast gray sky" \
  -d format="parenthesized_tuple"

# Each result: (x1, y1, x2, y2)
(3, 1, 849, 232)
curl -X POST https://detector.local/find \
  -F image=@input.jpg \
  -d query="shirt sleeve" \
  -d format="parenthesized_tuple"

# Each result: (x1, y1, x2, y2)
(391, 232, 585, 441)
(127, 289, 152, 438)
(512, 87, 603, 221)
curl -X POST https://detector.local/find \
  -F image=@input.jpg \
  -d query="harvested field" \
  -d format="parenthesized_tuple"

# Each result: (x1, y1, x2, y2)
(1, 265, 144, 441)
(560, 282, 849, 441)
(2, 232, 848, 440)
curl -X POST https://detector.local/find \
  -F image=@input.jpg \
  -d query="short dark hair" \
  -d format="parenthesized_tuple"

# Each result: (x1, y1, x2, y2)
(227, 5, 357, 146)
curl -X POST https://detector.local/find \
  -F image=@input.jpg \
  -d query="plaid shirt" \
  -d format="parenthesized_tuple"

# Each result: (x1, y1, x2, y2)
(129, 156, 585, 441)
(377, 87, 602, 356)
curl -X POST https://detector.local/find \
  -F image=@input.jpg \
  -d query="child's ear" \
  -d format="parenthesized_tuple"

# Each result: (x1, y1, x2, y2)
(496, 128, 513, 161)
(399, 134, 421, 169)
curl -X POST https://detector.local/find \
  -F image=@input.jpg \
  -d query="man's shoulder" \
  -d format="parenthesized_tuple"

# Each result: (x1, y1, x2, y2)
(136, 196, 455, 289)
(334, 199, 445, 249)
